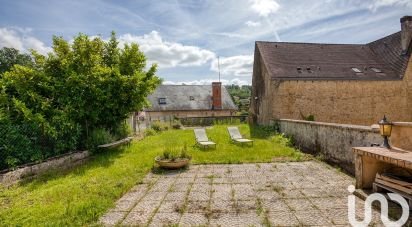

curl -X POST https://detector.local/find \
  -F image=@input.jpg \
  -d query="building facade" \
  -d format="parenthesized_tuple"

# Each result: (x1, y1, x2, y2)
(250, 16, 412, 126)
(144, 82, 237, 121)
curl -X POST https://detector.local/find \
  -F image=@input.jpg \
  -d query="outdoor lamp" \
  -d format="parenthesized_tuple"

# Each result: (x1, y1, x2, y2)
(378, 115, 393, 148)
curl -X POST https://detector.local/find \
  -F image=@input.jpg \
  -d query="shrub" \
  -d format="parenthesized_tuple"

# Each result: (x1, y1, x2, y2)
(0, 121, 42, 169)
(0, 32, 161, 170)
(250, 124, 278, 138)
(86, 128, 114, 151)
(151, 122, 161, 132)
(151, 121, 169, 132)
(113, 122, 132, 140)
(172, 120, 182, 129)
(144, 128, 157, 137)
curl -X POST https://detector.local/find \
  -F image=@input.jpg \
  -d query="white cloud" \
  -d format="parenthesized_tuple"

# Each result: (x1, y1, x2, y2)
(0, 28, 24, 50)
(245, 20, 261, 27)
(368, 0, 412, 10)
(163, 78, 250, 86)
(250, 0, 280, 17)
(24, 37, 52, 55)
(0, 27, 52, 55)
(118, 31, 216, 68)
(210, 55, 253, 77)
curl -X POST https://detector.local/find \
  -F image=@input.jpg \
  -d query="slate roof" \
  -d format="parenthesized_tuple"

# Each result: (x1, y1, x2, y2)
(256, 31, 410, 80)
(145, 85, 237, 111)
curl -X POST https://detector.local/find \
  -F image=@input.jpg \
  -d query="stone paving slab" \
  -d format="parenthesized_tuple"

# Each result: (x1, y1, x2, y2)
(100, 161, 388, 226)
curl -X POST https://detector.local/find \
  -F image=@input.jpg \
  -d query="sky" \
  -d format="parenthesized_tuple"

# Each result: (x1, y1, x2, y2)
(0, 0, 411, 85)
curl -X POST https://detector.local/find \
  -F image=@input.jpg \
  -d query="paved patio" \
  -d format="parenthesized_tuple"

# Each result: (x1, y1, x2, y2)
(100, 161, 384, 226)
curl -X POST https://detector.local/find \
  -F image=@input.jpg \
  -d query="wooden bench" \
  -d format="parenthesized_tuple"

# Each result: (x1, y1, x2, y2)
(98, 137, 134, 149)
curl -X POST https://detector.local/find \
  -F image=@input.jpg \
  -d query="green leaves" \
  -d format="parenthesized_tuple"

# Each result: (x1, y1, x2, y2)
(0, 47, 33, 75)
(0, 32, 161, 169)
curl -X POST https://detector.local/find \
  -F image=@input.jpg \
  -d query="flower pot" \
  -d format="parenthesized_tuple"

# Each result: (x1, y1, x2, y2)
(155, 157, 190, 169)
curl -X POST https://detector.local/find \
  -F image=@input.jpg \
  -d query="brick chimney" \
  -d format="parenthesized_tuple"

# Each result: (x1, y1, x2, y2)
(401, 16, 412, 55)
(212, 82, 222, 110)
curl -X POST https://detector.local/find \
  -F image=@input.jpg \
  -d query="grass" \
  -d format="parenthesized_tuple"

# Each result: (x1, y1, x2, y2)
(0, 124, 303, 226)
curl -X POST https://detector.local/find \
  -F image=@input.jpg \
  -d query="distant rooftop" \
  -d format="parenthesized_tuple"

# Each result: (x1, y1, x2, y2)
(255, 31, 410, 80)
(145, 85, 237, 111)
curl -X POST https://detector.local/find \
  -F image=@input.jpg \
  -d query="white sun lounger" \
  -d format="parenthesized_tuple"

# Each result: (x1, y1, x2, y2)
(227, 126, 253, 146)
(194, 128, 216, 149)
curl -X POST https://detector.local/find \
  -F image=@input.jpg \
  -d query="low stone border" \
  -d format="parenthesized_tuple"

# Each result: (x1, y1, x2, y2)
(0, 150, 91, 187)
(0, 137, 135, 187)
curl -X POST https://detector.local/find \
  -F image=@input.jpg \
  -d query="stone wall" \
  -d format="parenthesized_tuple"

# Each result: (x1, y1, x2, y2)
(0, 150, 90, 187)
(279, 119, 382, 174)
(252, 56, 412, 126)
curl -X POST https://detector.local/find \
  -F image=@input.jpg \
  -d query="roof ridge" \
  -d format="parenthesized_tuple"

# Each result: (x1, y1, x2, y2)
(256, 40, 365, 46)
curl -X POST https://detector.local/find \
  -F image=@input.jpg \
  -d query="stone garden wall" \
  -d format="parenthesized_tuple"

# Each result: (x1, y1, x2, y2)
(0, 150, 91, 187)
(279, 119, 382, 175)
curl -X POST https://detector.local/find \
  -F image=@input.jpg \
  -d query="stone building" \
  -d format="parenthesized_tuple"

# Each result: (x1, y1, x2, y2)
(250, 16, 412, 126)
(144, 82, 237, 120)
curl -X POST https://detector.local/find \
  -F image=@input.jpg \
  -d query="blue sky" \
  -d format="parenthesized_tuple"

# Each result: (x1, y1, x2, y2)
(0, 0, 411, 85)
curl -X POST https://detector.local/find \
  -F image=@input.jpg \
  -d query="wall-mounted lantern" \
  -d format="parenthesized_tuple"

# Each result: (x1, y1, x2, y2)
(378, 115, 393, 148)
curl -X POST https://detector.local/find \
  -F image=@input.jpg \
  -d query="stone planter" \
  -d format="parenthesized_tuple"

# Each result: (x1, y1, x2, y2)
(155, 157, 190, 169)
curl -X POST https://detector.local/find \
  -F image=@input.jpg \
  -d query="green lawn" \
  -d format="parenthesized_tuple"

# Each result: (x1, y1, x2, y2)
(0, 124, 303, 226)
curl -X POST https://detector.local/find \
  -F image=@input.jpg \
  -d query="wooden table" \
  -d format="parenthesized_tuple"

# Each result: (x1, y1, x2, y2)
(353, 147, 412, 189)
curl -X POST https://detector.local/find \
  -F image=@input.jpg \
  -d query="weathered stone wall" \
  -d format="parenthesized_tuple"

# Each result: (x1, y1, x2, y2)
(252, 57, 412, 126)
(279, 119, 382, 174)
(250, 50, 273, 125)
(0, 150, 90, 187)
(391, 122, 412, 151)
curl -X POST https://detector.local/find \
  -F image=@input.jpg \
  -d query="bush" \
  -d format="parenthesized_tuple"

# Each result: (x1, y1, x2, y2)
(86, 128, 115, 151)
(144, 128, 157, 137)
(0, 32, 161, 170)
(250, 124, 278, 138)
(304, 115, 315, 121)
(0, 121, 42, 169)
(172, 120, 182, 129)
(113, 122, 132, 140)
(172, 124, 181, 129)
(0, 113, 82, 169)
(151, 121, 169, 132)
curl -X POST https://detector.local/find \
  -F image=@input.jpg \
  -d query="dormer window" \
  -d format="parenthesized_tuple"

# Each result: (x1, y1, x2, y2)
(158, 98, 166, 105)
(351, 67, 362, 73)
(297, 67, 302, 73)
(370, 67, 382, 73)
(189, 96, 195, 101)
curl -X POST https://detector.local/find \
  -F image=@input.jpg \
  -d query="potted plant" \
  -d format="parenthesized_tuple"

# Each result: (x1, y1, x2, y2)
(155, 145, 192, 169)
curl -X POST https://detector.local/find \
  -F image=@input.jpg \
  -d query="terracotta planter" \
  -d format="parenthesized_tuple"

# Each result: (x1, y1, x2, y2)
(155, 157, 190, 169)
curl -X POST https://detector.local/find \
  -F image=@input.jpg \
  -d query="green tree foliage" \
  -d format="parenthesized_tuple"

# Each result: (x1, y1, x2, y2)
(225, 84, 251, 114)
(0, 32, 161, 169)
(0, 47, 33, 75)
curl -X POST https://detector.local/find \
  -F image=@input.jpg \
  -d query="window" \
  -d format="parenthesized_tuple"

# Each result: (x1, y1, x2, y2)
(351, 67, 362, 73)
(189, 96, 195, 101)
(370, 67, 382, 73)
(158, 98, 166, 104)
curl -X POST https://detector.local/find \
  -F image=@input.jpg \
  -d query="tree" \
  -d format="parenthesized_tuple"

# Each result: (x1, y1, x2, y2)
(0, 47, 33, 75)
(0, 32, 161, 169)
